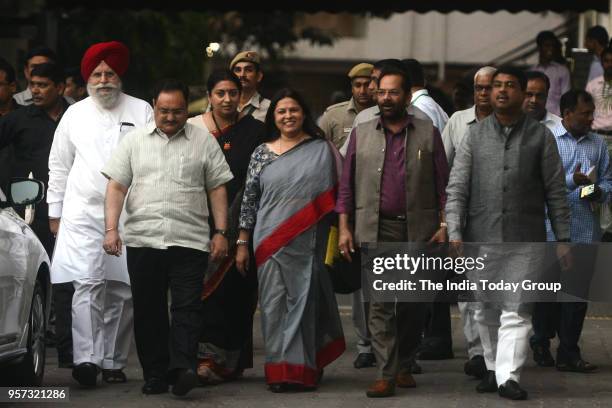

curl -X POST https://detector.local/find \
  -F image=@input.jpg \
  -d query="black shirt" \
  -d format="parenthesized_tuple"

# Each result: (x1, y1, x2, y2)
(0, 101, 21, 191)
(214, 114, 266, 205)
(0, 99, 69, 219)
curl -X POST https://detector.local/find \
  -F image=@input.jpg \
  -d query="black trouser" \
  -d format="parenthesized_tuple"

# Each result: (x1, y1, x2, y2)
(531, 302, 588, 362)
(531, 244, 596, 363)
(127, 246, 208, 381)
(31, 216, 74, 365)
(200, 258, 258, 370)
(422, 302, 453, 353)
(30, 216, 55, 258)
(52, 282, 75, 364)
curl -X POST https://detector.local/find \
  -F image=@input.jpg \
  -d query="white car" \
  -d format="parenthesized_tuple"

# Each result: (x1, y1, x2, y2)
(0, 178, 51, 386)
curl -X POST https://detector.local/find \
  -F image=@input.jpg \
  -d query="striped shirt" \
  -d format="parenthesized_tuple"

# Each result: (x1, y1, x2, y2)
(546, 125, 612, 243)
(441, 105, 478, 167)
(102, 122, 233, 252)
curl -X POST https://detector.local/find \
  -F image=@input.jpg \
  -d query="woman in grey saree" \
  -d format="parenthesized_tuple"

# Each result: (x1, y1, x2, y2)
(236, 89, 345, 392)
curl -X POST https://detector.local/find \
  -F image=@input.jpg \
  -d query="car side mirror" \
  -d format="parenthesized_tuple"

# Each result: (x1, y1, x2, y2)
(1, 178, 45, 208)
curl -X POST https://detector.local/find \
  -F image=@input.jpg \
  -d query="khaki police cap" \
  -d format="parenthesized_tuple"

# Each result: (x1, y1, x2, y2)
(230, 51, 261, 70)
(348, 63, 373, 79)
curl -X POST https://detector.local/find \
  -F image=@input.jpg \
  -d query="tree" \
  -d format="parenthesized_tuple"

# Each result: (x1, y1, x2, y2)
(56, 9, 335, 99)
(208, 12, 333, 60)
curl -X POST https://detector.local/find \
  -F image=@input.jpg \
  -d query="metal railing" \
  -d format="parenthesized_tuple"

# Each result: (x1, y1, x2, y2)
(488, 15, 578, 66)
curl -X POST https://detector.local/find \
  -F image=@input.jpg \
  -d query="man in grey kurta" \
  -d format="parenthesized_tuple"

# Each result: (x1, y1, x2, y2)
(445, 66, 570, 401)
(442, 66, 497, 379)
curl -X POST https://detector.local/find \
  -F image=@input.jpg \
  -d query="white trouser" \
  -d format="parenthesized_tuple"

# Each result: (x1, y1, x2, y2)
(72, 278, 133, 369)
(474, 307, 531, 385)
(458, 302, 483, 358)
(352, 289, 372, 354)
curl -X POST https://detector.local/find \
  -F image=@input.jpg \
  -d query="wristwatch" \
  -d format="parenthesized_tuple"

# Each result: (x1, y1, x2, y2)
(214, 229, 228, 237)
(236, 239, 249, 246)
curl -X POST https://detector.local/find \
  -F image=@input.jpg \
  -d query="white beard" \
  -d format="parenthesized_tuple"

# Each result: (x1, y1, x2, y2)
(87, 80, 122, 109)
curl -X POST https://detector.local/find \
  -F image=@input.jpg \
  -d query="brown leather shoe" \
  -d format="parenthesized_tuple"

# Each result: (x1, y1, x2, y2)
(396, 370, 416, 388)
(366, 379, 396, 398)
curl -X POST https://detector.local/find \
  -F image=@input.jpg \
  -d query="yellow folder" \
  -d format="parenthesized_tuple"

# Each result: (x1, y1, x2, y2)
(325, 226, 339, 266)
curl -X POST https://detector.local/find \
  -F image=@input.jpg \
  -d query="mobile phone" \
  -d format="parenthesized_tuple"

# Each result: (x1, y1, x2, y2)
(580, 184, 595, 199)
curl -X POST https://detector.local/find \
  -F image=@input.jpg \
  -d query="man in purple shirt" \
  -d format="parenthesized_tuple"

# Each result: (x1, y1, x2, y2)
(531, 31, 571, 116)
(337, 66, 449, 398)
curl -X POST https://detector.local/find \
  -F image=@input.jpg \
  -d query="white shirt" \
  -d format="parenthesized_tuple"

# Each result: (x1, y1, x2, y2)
(540, 111, 564, 136)
(13, 88, 32, 105)
(47, 93, 153, 283)
(13, 87, 75, 106)
(441, 105, 478, 167)
(410, 89, 448, 132)
(239, 91, 270, 123)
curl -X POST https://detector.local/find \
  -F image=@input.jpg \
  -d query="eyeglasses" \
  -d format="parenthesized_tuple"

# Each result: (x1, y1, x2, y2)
(376, 89, 402, 97)
(158, 108, 186, 115)
(474, 85, 492, 93)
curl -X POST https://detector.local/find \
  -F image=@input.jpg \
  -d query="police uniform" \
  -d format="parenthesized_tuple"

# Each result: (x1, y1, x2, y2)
(319, 63, 373, 149)
(228, 51, 271, 123)
(319, 98, 359, 149)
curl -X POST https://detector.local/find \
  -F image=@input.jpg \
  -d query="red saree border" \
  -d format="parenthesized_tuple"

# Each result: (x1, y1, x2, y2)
(264, 336, 346, 385)
(316, 337, 346, 368)
(255, 186, 337, 268)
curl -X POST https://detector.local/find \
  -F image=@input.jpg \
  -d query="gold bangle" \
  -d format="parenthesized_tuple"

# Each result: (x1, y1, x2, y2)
(105, 227, 117, 232)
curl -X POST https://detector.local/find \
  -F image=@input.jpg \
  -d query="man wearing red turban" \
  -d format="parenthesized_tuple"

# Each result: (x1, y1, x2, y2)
(48, 40, 153, 389)
(80, 41, 129, 82)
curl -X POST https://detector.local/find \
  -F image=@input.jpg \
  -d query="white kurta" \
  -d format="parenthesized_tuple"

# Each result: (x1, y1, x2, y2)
(48, 93, 153, 284)
(411, 89, 449, 132)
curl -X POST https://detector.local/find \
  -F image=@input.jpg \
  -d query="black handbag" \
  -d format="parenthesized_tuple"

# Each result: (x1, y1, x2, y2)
(327, 246, 362, 294)
(322, 218, 362, 293)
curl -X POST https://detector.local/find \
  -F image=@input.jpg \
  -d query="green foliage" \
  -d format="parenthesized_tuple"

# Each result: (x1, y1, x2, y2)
(208, 12, 333, 60)
(56, 10, 335, 99)
(57, 9, 211, 99)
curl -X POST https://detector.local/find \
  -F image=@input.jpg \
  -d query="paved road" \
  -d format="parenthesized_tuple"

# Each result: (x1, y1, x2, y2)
(22, 306, 612, 407)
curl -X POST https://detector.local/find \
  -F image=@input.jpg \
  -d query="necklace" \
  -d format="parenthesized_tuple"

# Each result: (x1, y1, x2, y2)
(211, 111, 238, 151)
